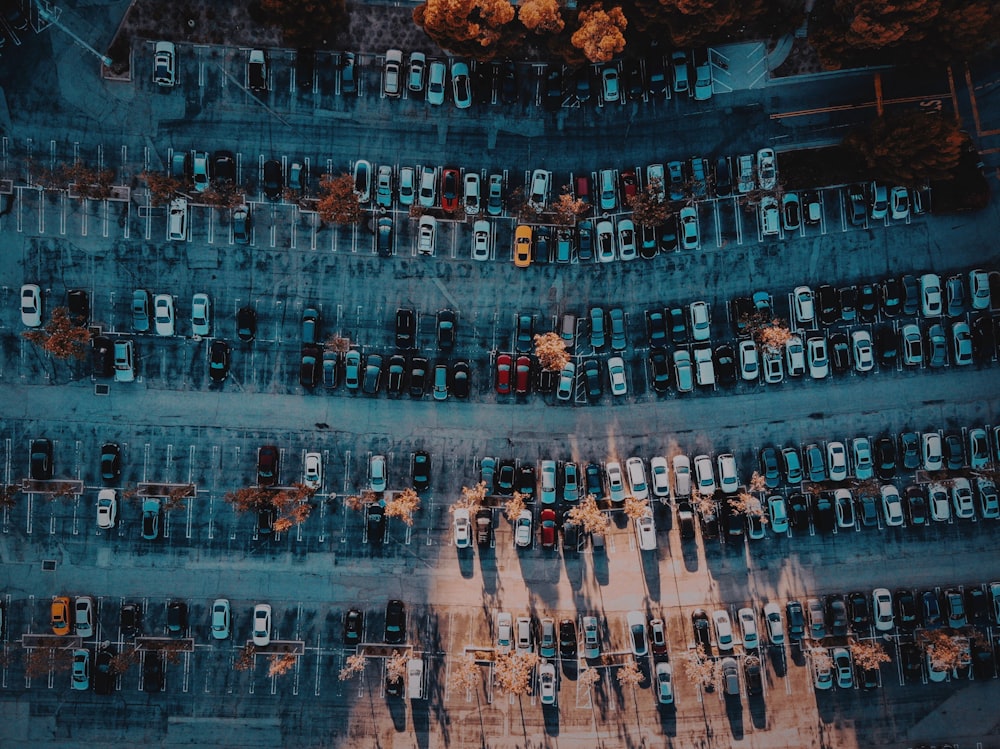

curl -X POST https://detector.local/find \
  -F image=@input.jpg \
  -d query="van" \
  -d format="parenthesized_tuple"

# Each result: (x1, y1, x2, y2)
(168, 198, 187, 241)
(113, 340, 135, 382)
(560, 314, 576, 350)
(515, 616, 533, 654)
(694, 347, 715, 386)
(406, 658, 424, 699)
(598, 169, 616, 211)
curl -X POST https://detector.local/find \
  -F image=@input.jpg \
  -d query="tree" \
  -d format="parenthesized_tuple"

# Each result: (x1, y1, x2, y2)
(747, 471, 768, 493)
(384, 488, 421, 526)
(842, 111, 964, 187)
(110, 646, 141, 675)
(570, 5, 628, 63)
(810, 647, 833, 673)
(683, 644, 715, 690)
(692, 489, 716, 519)
(550, 190, 590, 226)
(142, 171, 184, 206)
(919, 630, 964, 671)
(753, 318, 794, 352)
(338, 652, 368, 681)
(344, 490, 378, 513)
(451, 653, 481, 693)
(533, 332, 570, 372)
(60, 162, 115, 200)
(24, 647, 74, 678)
(234, 644, 257, 672)
(268, 653, 298, 677)
(615, 658, 642, 689)
(623, 495, 649, 520)
(494, 652, 539, 695)
(22, 307, 91, 361)
(454, 482, 488, 512)
(627, 180, 673, 227)
(259, 0, 347, 47)
(579, 666, 601, 690)
(413, 0, 521, 60)
(504, 492, 527, 523)
(386, 650, 409, 683)
(850, 640, 891, 670)
(316, 174, 364, 225)
(225, 483, 315, 530)
(566, 494, 610, 535)
(200, 183, 246, 210)
(0, 485, 21, 510)
(727, 491, 767, 523)
(326, 334, 351, 354)
(519, 0, 565, 33)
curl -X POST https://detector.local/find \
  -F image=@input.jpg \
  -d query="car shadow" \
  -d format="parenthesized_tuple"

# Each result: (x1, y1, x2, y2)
(478, 545, 499, 598)
(457, 548, 475, 579)
(768, 645, 787, 678)
(725, 694, 745, 739)
(642, 550, 662, 602)
(748, 692, 768, 729)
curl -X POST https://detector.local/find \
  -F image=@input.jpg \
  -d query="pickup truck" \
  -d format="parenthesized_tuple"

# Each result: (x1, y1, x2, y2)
(737, 154, 755, 194)
(248, 49, 267, 92)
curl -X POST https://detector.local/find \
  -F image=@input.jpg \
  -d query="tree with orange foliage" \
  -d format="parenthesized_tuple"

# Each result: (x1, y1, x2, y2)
(628, 180, 673, 227)
(142, 171, 185, 206)
(22, 307, 91, 361)
(413, 0, 521, 60)
(570, 5, 627, 63)
(384, 488, 421, 526)
(519, 0, 565, 34)
(843, 112, 963, 187)
(550, 190, 590, 226)
(316, 174, 364, 225)
(268, 653, 298, 677)
(533, 332, 570, 372)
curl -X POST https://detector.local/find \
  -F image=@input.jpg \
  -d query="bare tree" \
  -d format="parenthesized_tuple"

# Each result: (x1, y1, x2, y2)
(623, 496, 649, 520)
(141, 170, 184, 206)
(451, 653, 481, 693)
(24, 647, 74, 678)
(326, 334, 351, 353)
(0, 484, 21, 510)
(494, 652, 540, 696)
(683, 645, 716, 690)
(918, 630, 964, 672)
(566, 494, 610, 534)
(267, 653, 298, 677)
(453, 482, 487, 513)
(384, 488, 421, 526)
(22, 307, 92, 361)
(849, 640, 891, 670)
(616, 659, 643, 689)
(728, 491, 767, 523)
(234, 644, 257, 672)
(579, 666, 601, 691)
(692, 489, 717, 519)
(338, 652, 368, 681)
(504, 492, 527, 523)
(533, 332, 571, 372)
(109, 646, 141, 675)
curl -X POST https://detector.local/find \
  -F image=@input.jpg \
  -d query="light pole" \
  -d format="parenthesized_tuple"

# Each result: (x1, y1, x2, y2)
(34, 2, 114, 67)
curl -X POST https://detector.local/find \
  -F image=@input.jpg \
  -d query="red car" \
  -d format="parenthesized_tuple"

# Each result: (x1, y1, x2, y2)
(495, 353, 512, 394)
(620, 170, 638, 200)
(540, 508, 556, 549)
(515, 356, 531, 394)
(441, 168, 460, 212)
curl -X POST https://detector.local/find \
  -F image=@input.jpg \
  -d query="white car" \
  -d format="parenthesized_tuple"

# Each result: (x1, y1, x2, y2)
(768, 495, 788, 533)
(951, 478, 975, 519)
(496, 612, 513, 654)
(672, 455, 691, 497)
(978, 479, 999, 519)
(596, 219, 616, 263)
(539, 662, 556, 705)
(191, 293, 211, 337)
(852, 437, 873, 480)
(463, 173, 480, 214)
(785, 335, 805, 377)
(556, 362, 575, 401)
(673, 350, 693, 392)
(762, 346, 783, 384)
(303, 452, 322, 489)
(252, 603, 272, 646)
(96, 489, 117, 529)
(969, 269, 991, 310)
(872, 588, 893, 632)
(756, 148, 776, 190)
(625, 457, 648, 500)
(453, 508, 472, 548)
(528, 169, 551, 212)
(20, 284, 42, 327)
(369, 454, 387, 492)
(901, 323, 923, 366)
(717, 453, 739, 494)
(763, 602, 784, 645)
(417, 215, 437, 256)
(514, 509, 532, 547)
(922, 432, 943, 471)
(471, 220, 491, 261)
(655, 662, 673, 704)
(793, 286, 815, 324)
(889, 186, 909, 219)
(154, 294, 175, 336)
(626, 610, 648, 656)
(694, 454, 715, 494)
(211, 598, 231, 640)
(929, 482, 950, 521)
(153, 41, 176, 86)
(649, 457, 670, 498)
(679, 206, 699, 250)
(617, 218, 637, 261)
(880, 484, 904, 527)
(398, 166, 415, 206)
(814, 652, 833, 690)
(826, 441, 848, 482)
(635, 510, 656, 551)
(426, 61, 446, 104)
(851, 330, 874, 372)
(689, 301, 710, 341)
(920, 273, 943, 316)
(540, 460, 557, 504)
(608, 356, 627, 396)
(713, 609, 734, 651)
(606, 461, 626, 504)
(806, 336, 828, 379)
(834, 488, 855, 528)
(739, 339, 759, 381)
(583, 616, 601, 658)
(738, 607, 758, 649)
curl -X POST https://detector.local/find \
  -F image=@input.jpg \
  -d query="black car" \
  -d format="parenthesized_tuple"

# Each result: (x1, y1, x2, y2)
(411, 451, 431, 492)
(559, 619, 577, 657)
(471, 62, 492, 104)
(905, 485, 927, 525)
(142, 652, 164, 693)
(408, 357, 428, 398)
(100, 443, 121, 483)
(92, 336, 113, 378)
(813, 494, 834, 532)
(873, 436, 896, 479)
(899, 431, 920, 469)
(788, 493, 809, 529)
(839, 286, 857, 322)
(668, 307, 687, 344)
(786, 601, 805, 642)
(583, 358, 602, 400)
(67, 289, 90, 325)
(376, 217, 393, 257)
(262, 159, 283, 200)
(944, 433, 965, 470)
(880, 277, 902, 317)
(875, 326, 897, 368)
(901, 643, 922, 682)
(120, 601, 143, 636)
(826, 595, 848, 636)
(386, 355, 405, 395)
(257, 506, 275, 534)
(343, 608, 364, 644)
(366, 503, 385, 543)
(212, 150, 236, 184)
(966, 587, 988, 623)
(920, 590, 942, 627)
(209, 339, 231, 382)
(646, 309, 667, 344)
(847, 591, 870, 629)
(299, 344, 322, 389)
(475, 508, 493, 546)
(585, 462, 602, 499)
(497, 460, 516, 496)
(648, 348, 670, 393)
(744, 658, 763, 695)
(30, 438, 53, 481)
(384, 600, 406, 644)
(699, 505, 719, 539)
(759, 447, 780, 489)
(714, 156, 732, 196)
(730, 296, 754, 335)
(901, 274, 920, 315)
(166, 601, 188, 637)
(236, 306, 257, 342)
(714, 345, 736, 385)
(257, 445, 279, 487)
(386, 674, 404, 697)
(625, 59, 644, 100)
(451, 360, 470, 398)
(533, 226, 550, 263)
(817, 284, 839, 325)
(972, 639, 996, 679)
(895, 589, 918, 630)
(829, 332, 850, 373)
(516, 464, 535, 497)
(846, 184, 866, 225)
(691, 609, 712, 654)
(574, 66, 592, 102)
(858, 665, 879, 690)
(858, 283, 878, 322)
(395, 308, 415, 349)
(94, 648, 115, 695)
(972, 315, 996, 362)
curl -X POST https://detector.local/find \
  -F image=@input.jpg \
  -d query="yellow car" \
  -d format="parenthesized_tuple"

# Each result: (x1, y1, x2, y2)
(514, 225, 532, 268)
(51, 596, 71, 635)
